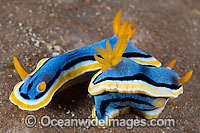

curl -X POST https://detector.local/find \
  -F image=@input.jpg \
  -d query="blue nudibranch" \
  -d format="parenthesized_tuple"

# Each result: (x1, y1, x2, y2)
(88, 28, 192, 127)
(9, 10, 162, 111)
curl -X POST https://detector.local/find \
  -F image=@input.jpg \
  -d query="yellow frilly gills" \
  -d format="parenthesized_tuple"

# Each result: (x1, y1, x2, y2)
(94, 34, 128, 72)
(113, 9, 137, 40)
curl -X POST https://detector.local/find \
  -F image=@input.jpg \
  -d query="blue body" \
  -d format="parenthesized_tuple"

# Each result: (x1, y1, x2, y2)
(93, 58, 180, 89)
(20, 35, 156, 99)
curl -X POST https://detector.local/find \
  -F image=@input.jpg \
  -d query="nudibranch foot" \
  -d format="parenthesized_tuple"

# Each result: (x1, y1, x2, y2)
(92, 92, 168, 127)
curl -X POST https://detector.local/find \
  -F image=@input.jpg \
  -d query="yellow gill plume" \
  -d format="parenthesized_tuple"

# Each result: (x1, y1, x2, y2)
(94, 34, 128, 72)
(113, 9, 137, 40)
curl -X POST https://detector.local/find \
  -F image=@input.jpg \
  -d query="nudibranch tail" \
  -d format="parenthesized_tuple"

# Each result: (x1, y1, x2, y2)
(94, 34, 128, 72)
(113, 10, 137, 40)
(13, 56, 29, 80)
(178, 71, 193, 84)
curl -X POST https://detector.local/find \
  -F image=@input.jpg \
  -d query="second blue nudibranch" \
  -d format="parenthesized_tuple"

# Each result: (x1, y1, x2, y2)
(89, 28, 192, 127)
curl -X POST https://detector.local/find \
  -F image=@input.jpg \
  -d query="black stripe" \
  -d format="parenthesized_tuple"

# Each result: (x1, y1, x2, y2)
(19, 83, 30, 99)
(62, 52, 152, 70)
(99, 97, 157, 116)
(20, 93, 30, 99)
(27, 82, 33, 92)
(122, 53, 151, 58)
(93, 73, 181, 90)
(62, 56, 96, 70)
(141, 65, 156, 67)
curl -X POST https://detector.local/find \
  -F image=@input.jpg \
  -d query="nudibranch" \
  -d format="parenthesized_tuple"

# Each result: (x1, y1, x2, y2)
(9, 10, 161, 111)
(88, 34, 192, 127)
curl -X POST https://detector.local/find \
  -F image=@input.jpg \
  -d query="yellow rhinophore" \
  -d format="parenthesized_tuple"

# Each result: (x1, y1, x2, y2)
(13, 56, 29, 80)
(178, 71, 193, 84)
(167, 59, 176, 69)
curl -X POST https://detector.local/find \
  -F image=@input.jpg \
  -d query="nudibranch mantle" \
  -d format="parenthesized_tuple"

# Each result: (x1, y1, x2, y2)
(89, 58, 183, 98)
(89, 56, 191, 127)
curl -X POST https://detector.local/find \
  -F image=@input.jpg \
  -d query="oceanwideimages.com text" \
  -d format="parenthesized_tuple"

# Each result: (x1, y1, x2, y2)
(24, 114, 175, 129)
